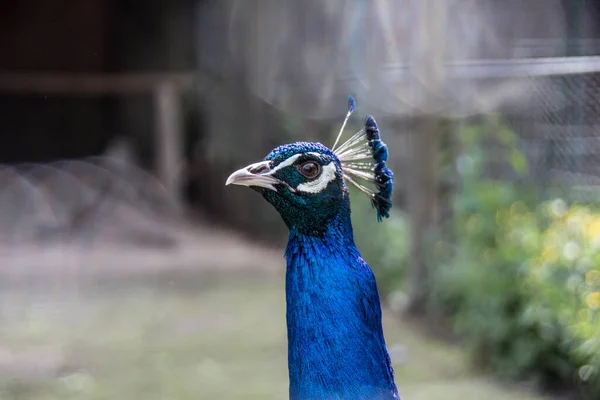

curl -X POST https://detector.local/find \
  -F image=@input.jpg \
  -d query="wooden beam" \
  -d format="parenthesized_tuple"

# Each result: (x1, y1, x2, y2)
(0, 72, 196, 95)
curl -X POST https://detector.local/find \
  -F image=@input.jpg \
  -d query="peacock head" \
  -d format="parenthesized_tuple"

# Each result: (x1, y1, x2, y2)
(226, 97, 394, 236)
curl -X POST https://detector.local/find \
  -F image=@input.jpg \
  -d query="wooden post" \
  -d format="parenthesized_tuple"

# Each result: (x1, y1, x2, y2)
(406, 0, 446, 316)
(407, 116, 439, 315)
(154, 82, 183, 210)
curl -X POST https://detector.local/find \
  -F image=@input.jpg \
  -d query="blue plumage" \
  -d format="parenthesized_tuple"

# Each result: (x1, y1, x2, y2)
(348, 95, 357, 113)
(364, 115, 393, 221)
(285, 205, 398, 399)
(225, 98, 399, 399)
(365, 115, 380, 141)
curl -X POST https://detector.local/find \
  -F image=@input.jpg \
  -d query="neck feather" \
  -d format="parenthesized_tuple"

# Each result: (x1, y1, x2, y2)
(284, 211, 399, 400)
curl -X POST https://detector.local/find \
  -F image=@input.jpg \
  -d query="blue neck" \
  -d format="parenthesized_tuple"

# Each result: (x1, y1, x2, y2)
(284, 211, 399, 400)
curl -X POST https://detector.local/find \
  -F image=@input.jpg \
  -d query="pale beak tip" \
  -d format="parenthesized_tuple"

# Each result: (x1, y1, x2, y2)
(225, 174, 238, 186)
(225, 161, 279, 191)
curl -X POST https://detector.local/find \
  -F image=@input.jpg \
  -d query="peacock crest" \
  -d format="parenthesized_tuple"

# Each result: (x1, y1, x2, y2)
(331, 96, 394, 221)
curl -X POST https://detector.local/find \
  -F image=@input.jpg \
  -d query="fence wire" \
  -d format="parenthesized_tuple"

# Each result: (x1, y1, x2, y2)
(498, 70, 600, 199)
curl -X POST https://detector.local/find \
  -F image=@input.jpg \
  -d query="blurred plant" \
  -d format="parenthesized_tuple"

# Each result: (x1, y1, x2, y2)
(522, 201, 600, 395)
(349, 186, 410, 297)
(429, 116, 600, 394)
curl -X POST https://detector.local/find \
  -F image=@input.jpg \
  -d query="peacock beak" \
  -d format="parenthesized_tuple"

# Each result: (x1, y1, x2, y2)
(225, 161, 280, 191)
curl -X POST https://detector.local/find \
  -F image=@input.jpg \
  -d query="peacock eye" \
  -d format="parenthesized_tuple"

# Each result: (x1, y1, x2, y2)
(298, 161, 321, 179)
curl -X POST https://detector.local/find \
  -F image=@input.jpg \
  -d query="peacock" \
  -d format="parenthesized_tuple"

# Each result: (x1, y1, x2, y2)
(226, 97, 399, 400)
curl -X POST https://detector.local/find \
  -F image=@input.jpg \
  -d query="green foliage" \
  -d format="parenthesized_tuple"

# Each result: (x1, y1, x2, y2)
(523, 202, 600, 394)
(349, 187, 410, 295)
(431, 117, 600, 397)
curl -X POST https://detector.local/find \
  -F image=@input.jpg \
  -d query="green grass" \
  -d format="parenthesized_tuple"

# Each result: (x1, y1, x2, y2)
(0, 273, 550, 400)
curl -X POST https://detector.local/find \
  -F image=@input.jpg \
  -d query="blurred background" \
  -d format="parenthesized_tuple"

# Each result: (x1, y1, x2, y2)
(1, 0, 600, 399)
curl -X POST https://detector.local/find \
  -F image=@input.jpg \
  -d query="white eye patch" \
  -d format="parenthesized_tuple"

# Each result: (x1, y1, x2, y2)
(270, 153, 303, 174)
(296, 162, 337, 193)
(269, 152, 323, 175)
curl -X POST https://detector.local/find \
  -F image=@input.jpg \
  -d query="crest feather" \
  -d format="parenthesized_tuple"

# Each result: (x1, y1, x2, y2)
(332, 98, 394, 221)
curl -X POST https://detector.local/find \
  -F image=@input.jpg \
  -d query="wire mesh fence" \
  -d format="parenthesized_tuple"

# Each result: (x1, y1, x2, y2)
(476, 63, 600, 201)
